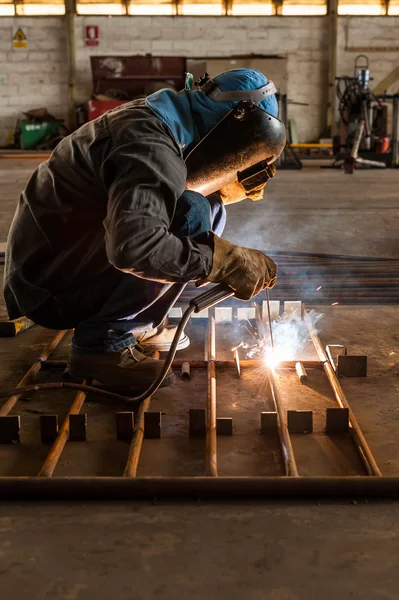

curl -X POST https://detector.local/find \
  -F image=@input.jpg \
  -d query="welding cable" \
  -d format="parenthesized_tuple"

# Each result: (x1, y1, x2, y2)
(0, 284, 234, 405)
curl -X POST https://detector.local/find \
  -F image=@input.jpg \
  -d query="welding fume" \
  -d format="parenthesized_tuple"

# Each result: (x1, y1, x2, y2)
(3, 68, 286, 397)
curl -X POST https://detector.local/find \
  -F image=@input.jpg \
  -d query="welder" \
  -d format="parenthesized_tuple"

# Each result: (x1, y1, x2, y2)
(4, 68, 286, 393)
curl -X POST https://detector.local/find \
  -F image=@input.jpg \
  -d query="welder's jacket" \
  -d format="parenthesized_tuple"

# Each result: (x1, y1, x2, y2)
(4, 100, 214, 320)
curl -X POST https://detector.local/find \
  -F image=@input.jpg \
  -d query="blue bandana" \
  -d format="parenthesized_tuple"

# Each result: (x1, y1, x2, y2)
(145, 69, 279, 155)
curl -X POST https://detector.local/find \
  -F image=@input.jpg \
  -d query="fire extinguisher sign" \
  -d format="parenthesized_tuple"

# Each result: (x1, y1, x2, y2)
(85, 25, 99, 47)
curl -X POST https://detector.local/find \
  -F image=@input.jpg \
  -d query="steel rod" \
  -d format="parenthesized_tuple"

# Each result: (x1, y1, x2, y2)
(4, 476, 399, 499)
(266, 288, 275, 351)
(0, 330, 68, 416)
(303, 308, 382, 477)
(206, 311, 218, 477)
(233, 349, 241, 378)
(41, 359, 323, 370)
(38, 381, 89, 478)
(266, 365, 299, 477)
(123, 351, 160, 478)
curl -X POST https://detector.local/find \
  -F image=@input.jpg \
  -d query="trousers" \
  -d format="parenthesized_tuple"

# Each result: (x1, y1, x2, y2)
(28, 191, 226, 353)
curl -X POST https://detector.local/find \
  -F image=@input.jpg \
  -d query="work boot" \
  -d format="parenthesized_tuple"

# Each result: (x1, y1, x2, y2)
(68, 344, 175, 392)
(135, 325, 190, 352)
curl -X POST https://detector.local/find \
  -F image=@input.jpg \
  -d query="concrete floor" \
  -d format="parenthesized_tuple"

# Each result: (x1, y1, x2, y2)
(1, 159, 399, 599)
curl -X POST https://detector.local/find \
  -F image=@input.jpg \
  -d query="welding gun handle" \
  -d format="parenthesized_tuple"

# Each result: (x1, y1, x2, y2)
(190, 284, 234, 313)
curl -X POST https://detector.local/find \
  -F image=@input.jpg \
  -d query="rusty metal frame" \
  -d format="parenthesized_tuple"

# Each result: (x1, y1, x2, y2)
(0, 303, 387, 499)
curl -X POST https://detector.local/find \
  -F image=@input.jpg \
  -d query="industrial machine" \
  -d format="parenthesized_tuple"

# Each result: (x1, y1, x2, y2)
(333, 55, 399, 173)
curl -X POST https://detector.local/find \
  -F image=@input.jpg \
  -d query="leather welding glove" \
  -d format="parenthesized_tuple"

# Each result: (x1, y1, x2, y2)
(219, 164, 277, 205)
(203, 234, 278, 301)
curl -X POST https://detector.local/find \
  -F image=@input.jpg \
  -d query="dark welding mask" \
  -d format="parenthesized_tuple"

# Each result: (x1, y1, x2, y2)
(185, 99, 286, 198)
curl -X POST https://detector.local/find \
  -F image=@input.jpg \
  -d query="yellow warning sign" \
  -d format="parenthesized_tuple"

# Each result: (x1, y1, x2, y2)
(13, 27, 27, 49)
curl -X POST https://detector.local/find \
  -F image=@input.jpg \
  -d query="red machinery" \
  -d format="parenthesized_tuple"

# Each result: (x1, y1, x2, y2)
(88, 55, 187, 121)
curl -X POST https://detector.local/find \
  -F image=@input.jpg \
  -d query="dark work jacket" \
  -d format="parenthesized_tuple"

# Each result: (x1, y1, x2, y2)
(3, 100, 213, 319)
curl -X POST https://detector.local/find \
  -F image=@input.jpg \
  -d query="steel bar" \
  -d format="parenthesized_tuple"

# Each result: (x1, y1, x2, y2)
(233, 349, 241, 378)
(265, 289, 275, 352)
(206, 311, 218, 477)
(266, 365, 299, 477)
(180, 362, 191, 380)
(38, 381, 89, 478)
(295, 362, 309, 384)
(303, 308, 382, 477)
(4, 476, 399, 499)
(0, 330, 67, 416)
(123, 351, 160, 477)
(41, 359, 323, 370)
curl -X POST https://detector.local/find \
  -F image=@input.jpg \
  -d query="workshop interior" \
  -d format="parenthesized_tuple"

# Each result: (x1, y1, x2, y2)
(0, 1, 399, 597)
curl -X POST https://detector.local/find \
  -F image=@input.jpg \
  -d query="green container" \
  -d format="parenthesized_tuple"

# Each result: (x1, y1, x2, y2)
(19, 120, 62, 150)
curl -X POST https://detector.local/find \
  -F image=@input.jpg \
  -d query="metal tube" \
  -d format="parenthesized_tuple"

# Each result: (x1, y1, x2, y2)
(3, 476, 399, 500)
(0, 330, 68, 416)
(266, 366, 299, 477)
(38, 382, 88, 478)
(295, 362, 309, 384)
(40, 359, 324, 370)
(303, 308, 382, 477)
(180, 362, 191, 381)
(233, 349, 241, 378)
(206, 311, 218, 477)
(266, 288, 275, 351)
(123, 351, 160, 477)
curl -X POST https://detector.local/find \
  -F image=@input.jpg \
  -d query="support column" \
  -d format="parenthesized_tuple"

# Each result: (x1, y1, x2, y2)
(65, 0, 77, 131)
(327, 0, 338, 135)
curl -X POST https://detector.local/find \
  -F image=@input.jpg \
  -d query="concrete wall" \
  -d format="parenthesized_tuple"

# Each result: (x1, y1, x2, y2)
(0, 15, 398, 145)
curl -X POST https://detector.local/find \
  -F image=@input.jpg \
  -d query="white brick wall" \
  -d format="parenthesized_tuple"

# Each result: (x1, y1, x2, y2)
(0, 15, 398, 145)
(0, 17, 68, 145)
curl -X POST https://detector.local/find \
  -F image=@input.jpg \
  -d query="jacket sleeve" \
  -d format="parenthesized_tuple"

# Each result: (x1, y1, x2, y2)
(101, 133, 213, 283)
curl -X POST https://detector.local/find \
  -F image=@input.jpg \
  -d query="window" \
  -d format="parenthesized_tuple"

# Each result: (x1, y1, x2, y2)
(338, 0, 386, 14)
(280, 0, 327, 13)
(77, 0, 125, 14)
(15, 0, 65, 14)
(230, 0, 273, 15)
(0, 0, 15, 15)
(387, 0, 399, 11)
(129, 0, 175, 14)
(178, 0, 225, 15)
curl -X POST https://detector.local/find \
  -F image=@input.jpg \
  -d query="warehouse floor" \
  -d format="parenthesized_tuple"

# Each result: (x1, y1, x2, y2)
(1, 158, 399, 599)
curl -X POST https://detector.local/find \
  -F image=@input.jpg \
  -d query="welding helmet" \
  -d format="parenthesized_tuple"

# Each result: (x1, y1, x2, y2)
(185, 74, 286, 197)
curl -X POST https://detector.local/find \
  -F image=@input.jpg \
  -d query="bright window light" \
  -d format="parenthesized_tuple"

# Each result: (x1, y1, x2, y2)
(388, 2, 399, 12)
(16, 3, 65, 14)
(338, 3, 384, 13)
(282, 3, 327, 13)
(77, 2, 125, 13)
(129, 2, 175, 14)
(0, 3, 14, 14)
(231, 2, 273, 14)
(180, 2, 224, 14)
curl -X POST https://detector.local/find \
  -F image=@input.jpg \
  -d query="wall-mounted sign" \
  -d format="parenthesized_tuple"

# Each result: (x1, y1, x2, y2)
(85, 25, 99, 47)
(13, 27, 27, 49)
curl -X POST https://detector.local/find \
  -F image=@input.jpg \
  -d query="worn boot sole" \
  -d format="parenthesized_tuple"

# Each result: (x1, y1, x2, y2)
(140, 334, 190, 353)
